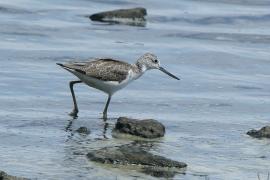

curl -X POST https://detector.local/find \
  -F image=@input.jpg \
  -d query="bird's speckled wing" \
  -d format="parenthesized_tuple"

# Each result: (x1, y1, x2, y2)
(61, 58, 132, 82)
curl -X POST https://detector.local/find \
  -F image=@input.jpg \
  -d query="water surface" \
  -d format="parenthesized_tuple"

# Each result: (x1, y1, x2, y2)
(0, 0, 270, 179)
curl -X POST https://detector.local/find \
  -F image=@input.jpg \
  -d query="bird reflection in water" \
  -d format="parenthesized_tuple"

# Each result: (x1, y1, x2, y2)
(65, 116, 109, 141)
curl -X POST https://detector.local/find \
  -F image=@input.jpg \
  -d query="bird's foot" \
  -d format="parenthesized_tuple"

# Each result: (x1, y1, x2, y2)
(69, 109, 78, 118)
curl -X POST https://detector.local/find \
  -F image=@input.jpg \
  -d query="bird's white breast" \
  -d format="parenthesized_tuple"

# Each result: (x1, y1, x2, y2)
(71, 69, 136, 95)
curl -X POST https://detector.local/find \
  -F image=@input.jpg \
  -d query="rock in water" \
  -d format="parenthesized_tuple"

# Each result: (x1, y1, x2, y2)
(87, 144, 187, 169)
(247, 126, 270, 138)
(140, 167, 181, 178)
(0, 171, 28, 180)
(89, 7, 147, 26)
(75, 126, 90, 135)
(113, 117, 165, 138)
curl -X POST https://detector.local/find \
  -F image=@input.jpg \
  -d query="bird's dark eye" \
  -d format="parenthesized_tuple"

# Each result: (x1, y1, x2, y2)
(154, 59, 158, 63)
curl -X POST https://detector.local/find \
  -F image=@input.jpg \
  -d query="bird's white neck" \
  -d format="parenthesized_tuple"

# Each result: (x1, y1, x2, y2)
(131, 62, 147, 80)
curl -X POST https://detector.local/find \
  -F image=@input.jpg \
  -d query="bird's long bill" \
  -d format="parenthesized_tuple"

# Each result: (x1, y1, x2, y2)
(159, 67, 180, 80)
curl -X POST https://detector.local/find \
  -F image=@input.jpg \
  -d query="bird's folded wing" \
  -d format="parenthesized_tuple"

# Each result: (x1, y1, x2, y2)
(65, 59, 131, 82)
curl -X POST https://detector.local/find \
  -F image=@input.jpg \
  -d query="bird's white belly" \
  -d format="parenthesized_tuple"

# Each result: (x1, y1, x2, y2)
(72, 71, 132, 95)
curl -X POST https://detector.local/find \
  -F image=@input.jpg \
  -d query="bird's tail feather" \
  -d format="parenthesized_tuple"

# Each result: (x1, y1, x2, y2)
(56, 63, 64, 67)
(56, 63, 86, 74)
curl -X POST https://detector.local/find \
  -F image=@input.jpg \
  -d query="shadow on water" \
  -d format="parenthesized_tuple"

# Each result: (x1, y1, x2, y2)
(0, 5, 32, 14)
(89, 19, 147, 27)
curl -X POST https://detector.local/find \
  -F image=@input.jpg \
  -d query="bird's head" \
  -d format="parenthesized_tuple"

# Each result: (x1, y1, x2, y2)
(138, 53, 160, 70)
(137, 53, 180, 80)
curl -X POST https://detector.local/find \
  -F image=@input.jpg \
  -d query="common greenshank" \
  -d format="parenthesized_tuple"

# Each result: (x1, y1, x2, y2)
(57, 53, 179, 119)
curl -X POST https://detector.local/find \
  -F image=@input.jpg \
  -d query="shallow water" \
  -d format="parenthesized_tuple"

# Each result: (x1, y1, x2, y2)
(0, 0, 270, 179)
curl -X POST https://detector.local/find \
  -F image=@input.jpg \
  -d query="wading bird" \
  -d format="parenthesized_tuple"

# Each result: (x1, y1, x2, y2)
(57, 53, 179, 119)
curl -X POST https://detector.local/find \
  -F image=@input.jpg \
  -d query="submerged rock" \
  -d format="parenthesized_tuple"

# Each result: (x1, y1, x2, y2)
(87, 144, 187, 169)
(89, 7, 147, 26)
(75, 126, 90, 135)
(247, 126, 270, 138)
(141, 167, 182, 178)
(0, 170, 28, 180)
(113, 117, 165, 138)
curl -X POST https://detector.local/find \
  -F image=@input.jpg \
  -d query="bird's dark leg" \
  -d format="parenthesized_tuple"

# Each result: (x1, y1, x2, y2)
(103, 95, 111, 119)
(69, 80, 82, 117)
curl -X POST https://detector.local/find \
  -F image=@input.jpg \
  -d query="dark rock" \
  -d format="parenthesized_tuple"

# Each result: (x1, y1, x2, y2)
(87, 144, 187, 169)
(0, 171, 28, 180)
(141, 167, 183, 178)
(89, 7, 147, 26)
(113, 117, 165, 138)
(75, 126, 90, 135)
(247, 126, 270, 138)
